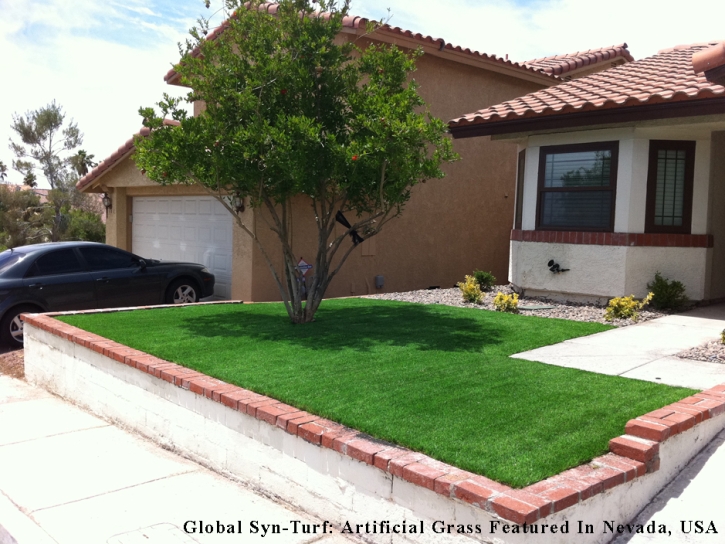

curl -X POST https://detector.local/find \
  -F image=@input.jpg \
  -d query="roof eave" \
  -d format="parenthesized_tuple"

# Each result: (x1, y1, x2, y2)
(449, 96, 725, 139)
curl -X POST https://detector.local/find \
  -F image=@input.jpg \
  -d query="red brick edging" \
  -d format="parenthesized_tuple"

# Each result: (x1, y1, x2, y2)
(511, 229, 714, 248)
(22, 307, 725, 526)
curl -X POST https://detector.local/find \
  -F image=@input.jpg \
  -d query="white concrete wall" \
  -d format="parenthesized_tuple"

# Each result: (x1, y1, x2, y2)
(23, 323, 725, 544)
(511, 241, 709, 302)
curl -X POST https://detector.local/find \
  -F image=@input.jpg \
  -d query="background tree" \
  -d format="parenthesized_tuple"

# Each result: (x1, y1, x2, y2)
(0, 161, 7, 183)
(69, 149, 97, 177)
(8, 102, 103, 242)
(0, 185, 46, 249)
(135, 0, 457, 323)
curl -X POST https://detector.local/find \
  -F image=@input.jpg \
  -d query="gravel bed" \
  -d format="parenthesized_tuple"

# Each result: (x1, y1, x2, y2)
(362, 284, 669, 327)
(678, 341, 725, 364)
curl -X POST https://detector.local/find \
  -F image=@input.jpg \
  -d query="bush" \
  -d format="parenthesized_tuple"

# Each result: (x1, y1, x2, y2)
(647, 272, 687, 311)
(493, 292, 518, 313)
(473, 270, 496, 291)
(605, 293, 654, 322)
(721, 329, 725, 345)
(457, 275, 483, 304)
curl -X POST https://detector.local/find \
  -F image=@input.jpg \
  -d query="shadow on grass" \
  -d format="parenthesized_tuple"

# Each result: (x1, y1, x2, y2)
(177, 301, 504, 353)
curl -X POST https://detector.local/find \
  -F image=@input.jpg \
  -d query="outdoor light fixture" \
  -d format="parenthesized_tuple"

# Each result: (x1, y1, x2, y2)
(101, 192, 112, 211)
(232, 195, 245, 214)
(548, 259, 570, 274)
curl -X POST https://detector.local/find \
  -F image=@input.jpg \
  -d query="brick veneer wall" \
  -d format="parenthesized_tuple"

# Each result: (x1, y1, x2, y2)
(511, 229, 714, 248)
(22, 306, 725, 527)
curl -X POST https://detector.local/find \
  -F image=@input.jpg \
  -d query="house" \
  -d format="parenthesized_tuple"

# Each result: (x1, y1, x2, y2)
(77, 5, 630, 301)
(449, 41, 725, 304)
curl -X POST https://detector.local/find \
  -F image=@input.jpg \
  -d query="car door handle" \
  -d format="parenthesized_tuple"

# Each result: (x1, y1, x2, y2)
(95, 277, 110, 283)
(28, 283, 43, 289)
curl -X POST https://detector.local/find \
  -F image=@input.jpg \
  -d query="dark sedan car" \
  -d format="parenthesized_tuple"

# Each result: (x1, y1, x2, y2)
(0, 242, 215, 346)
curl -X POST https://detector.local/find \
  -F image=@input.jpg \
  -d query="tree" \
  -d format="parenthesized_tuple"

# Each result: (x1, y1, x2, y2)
(69, 149, 97, 177)
(0, 185, 46, 249)
(0, 161, 7, 183)
(9, 102, 96, 241)
(134, 0, 458, 323)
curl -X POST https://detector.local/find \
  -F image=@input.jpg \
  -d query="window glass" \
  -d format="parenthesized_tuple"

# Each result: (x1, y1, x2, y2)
(79, 247, 137, 271)
(645, 141, 695, 234)
(540, 192, 613, 230)
(543, 150, 612, 188)
(537, 142, 618, 232)
(26, 249, 84, 277)
(0, 252, 23, 274)
(654, 149, 687, 227)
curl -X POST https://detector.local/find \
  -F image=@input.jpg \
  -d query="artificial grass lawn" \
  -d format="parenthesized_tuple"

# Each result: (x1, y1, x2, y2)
(59, 299, 697, 488)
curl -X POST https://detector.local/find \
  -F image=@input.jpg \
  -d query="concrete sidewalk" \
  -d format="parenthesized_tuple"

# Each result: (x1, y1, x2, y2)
(512, 304, 725, 390)
(0, 376, 354, 544)
(610, 428, 725, 544)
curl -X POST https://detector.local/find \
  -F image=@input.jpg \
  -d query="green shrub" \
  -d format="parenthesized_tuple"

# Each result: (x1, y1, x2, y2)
(473, 270, 496, 291)
(605, 293, 654, 322)
(721, 329, 725, 345)
(647, 272, 687, 311)
(458, 275, 482, 304)
(493, 292, 518, 313)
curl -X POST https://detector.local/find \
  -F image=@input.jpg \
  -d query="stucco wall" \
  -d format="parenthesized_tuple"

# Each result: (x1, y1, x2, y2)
(511, 241, 709, 302)
(248, 43, 546, 301)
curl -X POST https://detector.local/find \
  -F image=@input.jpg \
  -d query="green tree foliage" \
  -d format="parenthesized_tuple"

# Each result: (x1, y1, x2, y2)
(8, 102, 104, 242)
(0, 185, 46, 249)
(135, 0, 458, 323)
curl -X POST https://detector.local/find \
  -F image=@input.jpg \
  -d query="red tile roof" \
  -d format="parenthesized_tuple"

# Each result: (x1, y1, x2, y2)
(76, 120, 180, 192)
(523, 43, 633, 77)
(449, 42, 725, 136)
(163, 2, 555, 86)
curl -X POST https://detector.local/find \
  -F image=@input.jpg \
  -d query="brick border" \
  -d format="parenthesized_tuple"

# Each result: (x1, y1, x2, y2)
(22, 309, 725, 526)
(511, 229, 713, 248)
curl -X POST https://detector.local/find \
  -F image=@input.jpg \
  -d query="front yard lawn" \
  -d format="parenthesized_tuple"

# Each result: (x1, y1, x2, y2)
(58, 299, 696, 488)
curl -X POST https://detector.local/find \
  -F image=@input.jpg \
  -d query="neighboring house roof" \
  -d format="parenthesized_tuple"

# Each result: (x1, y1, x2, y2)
(163, 2, 556, 86)
(522, 43, 633, 78)
(449, 41, 725, 138)
(76, 120, 180, 192)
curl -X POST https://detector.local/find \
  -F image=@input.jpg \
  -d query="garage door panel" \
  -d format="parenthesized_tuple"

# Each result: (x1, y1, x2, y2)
(133, 196, 233, 300)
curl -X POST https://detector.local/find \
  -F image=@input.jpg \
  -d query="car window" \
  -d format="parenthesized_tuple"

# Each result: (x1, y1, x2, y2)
(25, 249, 85, 278)
(79, 247, 138, 271)
(0, 252, 23, 274)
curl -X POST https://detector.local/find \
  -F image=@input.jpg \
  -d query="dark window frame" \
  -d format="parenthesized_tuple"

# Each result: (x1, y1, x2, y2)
(514, 149, 526, 230)
(536, 141, 619, 232)
(644, 140, 696, 235)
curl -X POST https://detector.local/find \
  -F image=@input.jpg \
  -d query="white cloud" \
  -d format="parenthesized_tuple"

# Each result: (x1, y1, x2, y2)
(1, 0, 722, 187)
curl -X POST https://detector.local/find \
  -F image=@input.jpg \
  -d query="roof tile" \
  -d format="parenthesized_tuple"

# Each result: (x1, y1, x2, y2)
(450, 42, 725, 129)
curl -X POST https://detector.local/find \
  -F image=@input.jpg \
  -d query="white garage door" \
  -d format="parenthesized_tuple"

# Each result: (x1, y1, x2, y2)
(132, 196, 233, 299)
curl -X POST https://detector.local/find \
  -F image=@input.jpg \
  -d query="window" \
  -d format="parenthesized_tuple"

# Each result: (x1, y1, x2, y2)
(25, 249, 84, 277)
(79, 247, 138, 270)
(645, 141, 695, 234)
(514, 150, 526, 230)
(536, 141, 618, 231)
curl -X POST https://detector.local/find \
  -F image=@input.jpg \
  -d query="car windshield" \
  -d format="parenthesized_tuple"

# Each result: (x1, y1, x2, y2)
(0, 251, 25, 274)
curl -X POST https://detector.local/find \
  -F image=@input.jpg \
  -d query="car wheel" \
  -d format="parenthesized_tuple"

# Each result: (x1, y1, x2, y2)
(0, 305, 39, 347)
(165, 279, 200, 304)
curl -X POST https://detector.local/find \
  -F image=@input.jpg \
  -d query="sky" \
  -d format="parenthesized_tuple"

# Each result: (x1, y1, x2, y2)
(1, 0, 723, 188)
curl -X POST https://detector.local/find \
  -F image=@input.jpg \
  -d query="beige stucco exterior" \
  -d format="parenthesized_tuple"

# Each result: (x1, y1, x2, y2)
(508, 118, 725, 302)
(83, 33, 553, 302)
